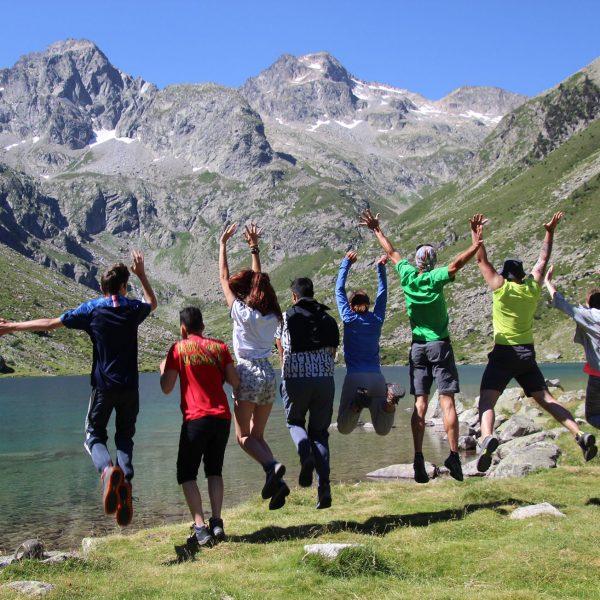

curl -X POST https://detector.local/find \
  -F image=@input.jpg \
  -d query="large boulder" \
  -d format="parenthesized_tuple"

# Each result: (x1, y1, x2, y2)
(510, 502, 565, 520)
(367, 462, 437, 480)
(484, 387, 524, 413)
(497, 415, 542, 443)
(488, 441, 561, 479)
(496, 431, 551, 460)
(458, 435, 477, 450)
(425, 391, 467, 419)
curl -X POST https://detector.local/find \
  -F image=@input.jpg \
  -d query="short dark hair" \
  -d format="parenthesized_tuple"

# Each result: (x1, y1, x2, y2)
(290, 277, 314, 298)
(588, 289, 600, 310)
(180, 306, 204, 333)
(100, 263, 130, 295)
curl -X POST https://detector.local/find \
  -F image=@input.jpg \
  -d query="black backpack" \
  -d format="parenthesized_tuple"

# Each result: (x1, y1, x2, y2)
(286, 298, 340, 353)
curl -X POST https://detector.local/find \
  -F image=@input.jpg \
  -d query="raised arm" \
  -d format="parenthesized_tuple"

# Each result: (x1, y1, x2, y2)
(244, 222, 262, 273)
(335, 252, 357, 322)
(131, 251, 157, 311)
(447, 240, 482, 277)
(469, 213, 504, 291)
(531, 211, 564, 284)
(219, 223, 238, 308)
(373, 254, 388, 320)
(0, 316, 63, 336)
(359, 209, 402, 264)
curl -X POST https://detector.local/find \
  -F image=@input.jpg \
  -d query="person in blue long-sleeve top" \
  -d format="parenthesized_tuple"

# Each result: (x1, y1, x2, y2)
(335, 251, 403, 435)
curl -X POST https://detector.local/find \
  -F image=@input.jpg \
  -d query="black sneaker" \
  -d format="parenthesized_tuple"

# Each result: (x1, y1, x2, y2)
(413, 453, 430, 484)
(298, 455, 315, 488)
(208, 517, 226, 543)
(444, 452, 464, 482)
(354, 387, 371, 410)
(477, 436, 499, 473)
(261, 462, 286, 499)
(193, 524, 214, 547)
(269, 480, 290, 510)
(317, 485, 332, 510)
(577, 432, 598, 462)
(386, 383, 406, 405)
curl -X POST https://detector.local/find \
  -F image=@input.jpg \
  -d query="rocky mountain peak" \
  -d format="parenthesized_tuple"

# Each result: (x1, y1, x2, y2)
(436, 86, 527, 117)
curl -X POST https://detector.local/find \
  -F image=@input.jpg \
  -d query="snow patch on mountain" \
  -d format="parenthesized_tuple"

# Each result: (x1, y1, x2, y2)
(89, 129, 135, 147)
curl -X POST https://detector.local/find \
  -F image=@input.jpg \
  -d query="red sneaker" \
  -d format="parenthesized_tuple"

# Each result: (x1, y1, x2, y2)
(116, 480, 133, 527)
(101, 466, 124, 515)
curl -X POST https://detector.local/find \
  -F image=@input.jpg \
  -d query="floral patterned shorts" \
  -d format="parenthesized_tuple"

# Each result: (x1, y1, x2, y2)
(234, 357, 276, 406)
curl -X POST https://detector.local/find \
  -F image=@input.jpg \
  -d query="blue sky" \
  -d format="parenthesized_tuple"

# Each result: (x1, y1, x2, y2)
(1, 0, 598, 99)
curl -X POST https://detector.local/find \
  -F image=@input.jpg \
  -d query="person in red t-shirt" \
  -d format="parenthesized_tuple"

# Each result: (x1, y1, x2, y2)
(160, 307, 239, 548)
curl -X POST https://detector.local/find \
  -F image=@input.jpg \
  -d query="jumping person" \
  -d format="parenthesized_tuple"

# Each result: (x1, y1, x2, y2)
(276, 277, 340, 509)
(470, 212, 597, 472)
(359, 209, 482, 483)
(219, 222, 289, 510)
(335, 250, 404, 435)
(0, 252, 157, 526)
(160, 307, 239, 547)
(544, 266, 600, 433)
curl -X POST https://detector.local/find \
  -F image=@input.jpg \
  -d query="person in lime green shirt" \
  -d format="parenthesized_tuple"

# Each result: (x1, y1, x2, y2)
(359, 209, 482, 484)
(469, 212, 597, 473)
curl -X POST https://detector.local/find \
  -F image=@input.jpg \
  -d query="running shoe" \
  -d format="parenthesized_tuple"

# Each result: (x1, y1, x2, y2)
(101, 465, 124, 515)
(476, 436, 499, 473)
(386, 382, 406, 405)
(116, 480, 133, 527)
(317, 484, 332, 510)
(413, 452, 430, 484)
(261, 462, 286, 499)
(208, 517, 226, 543)
(269, 479, 290, 510)
(298, 455, 315, 488)
(577, 432, 598, 462)
(444, 452, 464, 482)
(193, 524, 214, 547)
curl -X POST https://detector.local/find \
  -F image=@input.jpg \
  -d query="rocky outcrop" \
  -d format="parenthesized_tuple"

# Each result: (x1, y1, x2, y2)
(509, 502, 565, 520)
(488, 441, 561, 479)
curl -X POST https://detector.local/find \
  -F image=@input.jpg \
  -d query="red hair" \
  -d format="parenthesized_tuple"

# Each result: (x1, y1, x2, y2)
(229, 270, 282, 320)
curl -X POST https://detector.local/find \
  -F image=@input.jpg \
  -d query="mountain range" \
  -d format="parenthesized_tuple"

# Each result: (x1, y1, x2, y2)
(0, 39, 598, 374)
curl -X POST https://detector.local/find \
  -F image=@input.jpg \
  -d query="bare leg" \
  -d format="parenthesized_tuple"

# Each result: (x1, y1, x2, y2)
(531, 390, 580, 436)
(234, 400, 273, 466)
(207, 476, 224, 519)
(249, 403, 277, 462)
(479, 389, 501, 438)
(439, 394, 459, 452)
(411, 395, 428, 453)
(181, 481, 205, 527)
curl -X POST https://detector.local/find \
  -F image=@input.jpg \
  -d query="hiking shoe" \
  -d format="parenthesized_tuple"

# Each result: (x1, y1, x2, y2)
(353, 387, 371, 410)
(116, 480, 133, 527)
(208, 517, 226, 543)
(101, 465, 124, 515)
(261, 462, 286, 499)
(317, 485, 332, 510)
(193, 524, 214, 547)
(444, 452, 464, 482)
(413, 453, 430, 484)
(477, 436, 499, 473)
(577, 432, 598, 462)
(386, 383, 406, 405)
(269, 480, 290, 510)
(298, 455, 315, 488)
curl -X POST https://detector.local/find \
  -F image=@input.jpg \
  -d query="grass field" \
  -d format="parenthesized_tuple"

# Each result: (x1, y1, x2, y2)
(2, 461, 600, 599)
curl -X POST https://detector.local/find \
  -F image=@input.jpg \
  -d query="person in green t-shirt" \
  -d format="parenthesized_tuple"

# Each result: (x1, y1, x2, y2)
(469, 212, 597, 473)
(359, 209, 482, 484)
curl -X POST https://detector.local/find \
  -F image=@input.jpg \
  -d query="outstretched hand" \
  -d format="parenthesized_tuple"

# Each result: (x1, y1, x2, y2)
(244, 222, 262, 247)
(469, 213, 488, 244)
(359, 209, 381, 232)
(220, 223, 238, 245)
(377, 254, 388, 266)
(131, 251, 146, 278)
(346, 250, 357, 264)
(0, 318, 15, 336)
(544, 211, 564, 233)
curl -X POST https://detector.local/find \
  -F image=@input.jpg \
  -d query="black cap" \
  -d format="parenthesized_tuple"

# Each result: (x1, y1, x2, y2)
(290, 277, 314, 298)
(500, 259, 526, 281)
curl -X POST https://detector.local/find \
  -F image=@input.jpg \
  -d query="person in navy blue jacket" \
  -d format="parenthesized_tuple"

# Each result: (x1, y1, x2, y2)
(0, 251, 157, 527)
(335, 251, 403, 435)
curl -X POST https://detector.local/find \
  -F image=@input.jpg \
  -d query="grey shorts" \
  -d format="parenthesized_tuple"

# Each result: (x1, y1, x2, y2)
(481, 344, 547, 397)
(586, 375, 600, 428)
(409, 339, 460, 396)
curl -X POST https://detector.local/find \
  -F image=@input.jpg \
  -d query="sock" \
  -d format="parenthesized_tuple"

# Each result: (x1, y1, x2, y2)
(414, 451, 424, 458)
(449, 451, 459, 457)
(263, 460, 277, 473)
(193, 523, 206, 531)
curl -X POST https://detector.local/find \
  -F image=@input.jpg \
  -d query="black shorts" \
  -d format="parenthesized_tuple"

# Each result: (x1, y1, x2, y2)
(176, 417, 231, 484)
(409, 339, 460, 396)
(480, 344, 547, 397)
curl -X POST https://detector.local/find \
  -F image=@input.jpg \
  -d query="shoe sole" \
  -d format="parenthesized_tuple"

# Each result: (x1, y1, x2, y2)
(269, 483, 290, 510)
(103, 467, 124, 515)
(298, 457, 315, 488)
(477, 438, 500, 473)
(261, 463, 286, 499)
(116, 483, 133, 527)
(582, 434, 598, 462)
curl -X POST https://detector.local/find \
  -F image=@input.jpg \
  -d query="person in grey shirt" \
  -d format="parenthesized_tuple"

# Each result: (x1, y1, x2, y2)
(545, 265, 600, 432)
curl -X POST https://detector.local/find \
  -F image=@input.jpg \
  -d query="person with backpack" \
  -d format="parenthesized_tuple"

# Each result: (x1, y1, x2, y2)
(276, 277, 340, 509)
(335, 250, 404, 435)
(0, 252, 157, 527)
(218, 222, 289, 510)
(160, 307, 239, 548)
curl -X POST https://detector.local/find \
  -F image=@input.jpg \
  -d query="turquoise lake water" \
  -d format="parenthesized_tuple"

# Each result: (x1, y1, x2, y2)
(0, 363, 588, 551)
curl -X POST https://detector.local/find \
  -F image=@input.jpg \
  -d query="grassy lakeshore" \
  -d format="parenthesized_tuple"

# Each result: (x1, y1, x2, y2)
(2, 463, 600, 599)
